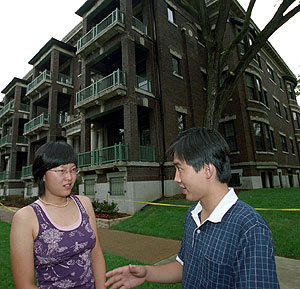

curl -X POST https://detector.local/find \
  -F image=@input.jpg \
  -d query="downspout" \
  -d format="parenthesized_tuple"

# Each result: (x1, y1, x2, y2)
(152, 0, 166, 197)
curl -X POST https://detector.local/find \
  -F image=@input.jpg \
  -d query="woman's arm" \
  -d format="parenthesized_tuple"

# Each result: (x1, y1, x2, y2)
(79, 196, 107, 289)
(10, 206, 39, 289)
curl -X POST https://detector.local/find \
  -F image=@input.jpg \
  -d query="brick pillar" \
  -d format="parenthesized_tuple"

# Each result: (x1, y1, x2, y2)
(80, 115, 91, 152)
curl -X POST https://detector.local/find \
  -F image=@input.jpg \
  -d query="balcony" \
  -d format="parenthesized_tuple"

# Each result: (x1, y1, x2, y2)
(136, 75, 152, 93)
(22, 165, 33, 178)
(23, 113, 50, 136)
(78, 144, 156, 168)
(0, 171, 22, 181)
(26, 70, 51, 96)
(77, 8, 125, 56)
(75, 69, 127, 109)
(0, 135, 28, 148)
(139, 145, 156, 162)
(132, 16, 148, 35)
(0, 100, 14, 120)
(58, 73, 73, 86)
(78, 143, 129, 167)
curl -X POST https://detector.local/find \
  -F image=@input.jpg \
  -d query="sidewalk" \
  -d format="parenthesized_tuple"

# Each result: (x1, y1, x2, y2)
(1, 206, 300, 288)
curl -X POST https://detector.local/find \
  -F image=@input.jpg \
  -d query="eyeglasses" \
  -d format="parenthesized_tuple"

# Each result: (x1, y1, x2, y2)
(49, 168, 79, 177)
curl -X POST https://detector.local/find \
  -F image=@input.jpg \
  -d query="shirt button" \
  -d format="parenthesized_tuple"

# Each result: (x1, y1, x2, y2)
(197, 229, 201, 234)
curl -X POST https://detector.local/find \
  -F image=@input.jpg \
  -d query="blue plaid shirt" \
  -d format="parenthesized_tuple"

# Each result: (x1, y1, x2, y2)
(177, 189, 280, 289)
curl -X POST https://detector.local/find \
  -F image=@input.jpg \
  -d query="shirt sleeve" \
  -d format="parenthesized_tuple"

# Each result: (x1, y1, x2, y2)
(234, 222, 280, 289)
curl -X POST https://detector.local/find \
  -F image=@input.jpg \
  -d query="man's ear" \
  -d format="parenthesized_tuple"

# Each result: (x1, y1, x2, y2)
(203, 163, 216, 179)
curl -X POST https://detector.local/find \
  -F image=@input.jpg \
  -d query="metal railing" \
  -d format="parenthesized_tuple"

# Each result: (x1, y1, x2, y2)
(139, 145, 156, 162)
(58, 73, 72, 85)
(77, 8, 125, 51)
(19, 103, 30, 112)
(78, 143, 129, 167)
(0, 135, 11, 146)
(24, 113, 49, 134)
(76, 69, 126, 105)
(132, 16, 148, 35)
(0, 171, 22, 181)
(136, 75, 152, 93)
(26, 70, 51, 93)
(22, 165, 33, 178)
(0, 100, 15, 118)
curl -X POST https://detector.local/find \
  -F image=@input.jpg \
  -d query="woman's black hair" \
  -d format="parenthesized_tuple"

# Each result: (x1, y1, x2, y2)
(168, 127, 231, 184)
(32, 141, 78, 196)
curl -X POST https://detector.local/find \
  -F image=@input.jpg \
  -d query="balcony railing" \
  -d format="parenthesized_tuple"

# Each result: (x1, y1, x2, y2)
(0, 100, 15, 119)
(139, 145, 156, 162)
(77, 8, 125, 52)
(78, 143, 129, 167)
(26, 70, 51, 94)
(136, 75, 152, 93)
(24, 113, 50, 134)
(58, 73, 72, 85)
(0, 171, 22, 181)
(22, 165, 33, 178)
(0, 135, 28, 147)
(76, 69, 127, 105)
(0, 135, 11, 147)
(19, 103, 30, 112)
(132, 16, 148, 35)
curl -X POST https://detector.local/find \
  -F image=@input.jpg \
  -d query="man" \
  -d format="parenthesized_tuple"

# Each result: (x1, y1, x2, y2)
(105, 127, 280, 288)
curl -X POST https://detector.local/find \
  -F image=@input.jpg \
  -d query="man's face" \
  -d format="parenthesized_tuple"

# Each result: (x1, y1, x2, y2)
(173, 154, 208, 201)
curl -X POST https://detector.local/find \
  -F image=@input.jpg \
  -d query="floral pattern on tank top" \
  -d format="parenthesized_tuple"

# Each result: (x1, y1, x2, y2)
(30, 195, 96, 289)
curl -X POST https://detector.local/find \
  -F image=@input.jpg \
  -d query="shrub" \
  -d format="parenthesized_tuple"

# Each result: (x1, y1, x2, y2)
(92, 199, 119, 216)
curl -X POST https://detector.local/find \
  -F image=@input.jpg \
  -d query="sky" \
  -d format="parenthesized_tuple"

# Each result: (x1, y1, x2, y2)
(0, 1, 299, 101)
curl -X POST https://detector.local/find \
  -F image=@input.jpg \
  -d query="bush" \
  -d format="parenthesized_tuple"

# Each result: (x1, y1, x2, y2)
(92, 199, 119, 216)
(0, 195, 38, 207)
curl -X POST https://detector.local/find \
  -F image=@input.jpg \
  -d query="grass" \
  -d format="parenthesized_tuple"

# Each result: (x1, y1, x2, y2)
(0, 221, 181, 289)
(113, 187, 300, 259)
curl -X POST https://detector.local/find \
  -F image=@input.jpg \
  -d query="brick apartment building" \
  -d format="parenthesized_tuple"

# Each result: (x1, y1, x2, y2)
(0, 0, 299, 214)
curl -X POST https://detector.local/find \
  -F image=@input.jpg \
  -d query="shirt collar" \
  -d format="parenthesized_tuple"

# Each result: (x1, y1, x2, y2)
(191, 188, 238, 227)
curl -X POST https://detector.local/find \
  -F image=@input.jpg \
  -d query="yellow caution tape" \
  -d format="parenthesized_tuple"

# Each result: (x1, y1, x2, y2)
(0, 202, 18, 213)
(107, 196, 300, 212)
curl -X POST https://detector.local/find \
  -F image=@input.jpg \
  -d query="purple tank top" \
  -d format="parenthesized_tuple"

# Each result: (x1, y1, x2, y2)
(30, 195, 96, 289)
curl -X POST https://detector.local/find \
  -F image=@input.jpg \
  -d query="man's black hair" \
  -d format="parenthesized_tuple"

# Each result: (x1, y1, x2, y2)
(168, 127, 231, 184)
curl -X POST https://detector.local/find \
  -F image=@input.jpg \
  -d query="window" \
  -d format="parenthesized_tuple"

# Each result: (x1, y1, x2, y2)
(109, 176, 125, 196)
(286, 83, 296, 100)
(172, 56, 181, 75)
(222, 121, 238, 152)
(290, 139, 295, 154)
(253, 122, 273, 152)
(197, 28, 205, 44)
(84, 178, 95, 195)
(283, 106, 289, 121)
(263, 90, 269, 107)
(256, 78, 263, 102)
(167, 7, 175, 23)
(280, 135, 288, 152)
(292, 111, 300, 129)
(267, 65, 275, 82)
(245, 73, 266, 104)
(270, 130, 276, 149)
(277, 75, 283, 89)
(177, 112, 186, 133)
(273, 98, 281, 115)
(253, 122, 265, 151)
(229, 173, 241, 187)
(245, 73, 255, 100)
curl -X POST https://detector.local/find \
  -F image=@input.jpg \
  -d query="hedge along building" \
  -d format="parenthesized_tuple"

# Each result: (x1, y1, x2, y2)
(0, 0, 299, 214)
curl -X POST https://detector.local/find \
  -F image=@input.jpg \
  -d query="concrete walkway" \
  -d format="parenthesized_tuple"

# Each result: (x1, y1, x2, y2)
(1, 206, 300, 288)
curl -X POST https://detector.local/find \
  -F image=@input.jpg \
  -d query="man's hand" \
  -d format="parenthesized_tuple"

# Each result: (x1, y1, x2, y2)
(105, 264, 147, 289)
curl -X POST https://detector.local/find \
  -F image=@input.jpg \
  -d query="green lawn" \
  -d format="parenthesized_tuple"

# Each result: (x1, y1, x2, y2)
(114, 187, 300, 259)
(0, 221, 181, 289)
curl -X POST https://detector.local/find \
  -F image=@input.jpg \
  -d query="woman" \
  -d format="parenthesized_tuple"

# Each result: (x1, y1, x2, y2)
(10, 141, 106, 289)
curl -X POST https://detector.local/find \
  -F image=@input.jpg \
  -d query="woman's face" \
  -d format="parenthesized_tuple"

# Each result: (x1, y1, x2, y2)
(43, 163, 78, 198)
